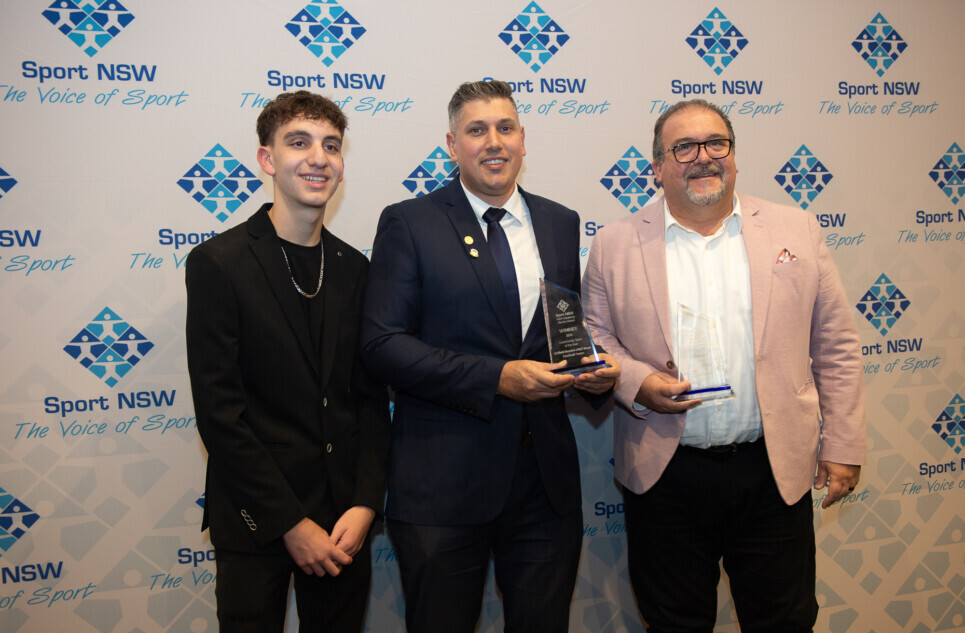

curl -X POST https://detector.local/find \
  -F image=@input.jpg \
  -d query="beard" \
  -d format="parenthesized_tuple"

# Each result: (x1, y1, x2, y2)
(684, 164, 727, 206)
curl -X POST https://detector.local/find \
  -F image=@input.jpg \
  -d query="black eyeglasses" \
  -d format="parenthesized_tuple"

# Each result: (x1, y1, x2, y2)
(662, 139, 732, 163)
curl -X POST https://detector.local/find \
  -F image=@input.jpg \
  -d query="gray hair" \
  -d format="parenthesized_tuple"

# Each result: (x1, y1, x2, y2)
(652, 99, 735, 165)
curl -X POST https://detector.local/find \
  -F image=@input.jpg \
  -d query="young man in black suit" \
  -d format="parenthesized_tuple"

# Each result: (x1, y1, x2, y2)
(185, 91, 389, 633)
(361, 80, 619, 633)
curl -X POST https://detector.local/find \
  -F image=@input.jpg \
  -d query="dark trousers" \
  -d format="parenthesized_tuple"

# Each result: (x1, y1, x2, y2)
(388, 442, 582, 633)
(623, 440, 817, 633)
(214, 525, 372, 633)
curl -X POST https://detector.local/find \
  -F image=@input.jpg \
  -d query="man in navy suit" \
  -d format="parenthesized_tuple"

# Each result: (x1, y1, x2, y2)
(361, 80, 619, 633)
(186, 91, 390, 633)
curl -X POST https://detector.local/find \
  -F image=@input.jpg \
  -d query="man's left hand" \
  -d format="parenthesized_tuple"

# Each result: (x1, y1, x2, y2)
(814, 461, 861, 509)
(330, 506, 376, 557)
(573, 353, 620, 395)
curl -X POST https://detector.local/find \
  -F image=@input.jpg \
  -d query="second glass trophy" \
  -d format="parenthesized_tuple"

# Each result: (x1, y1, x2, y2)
(675, 304, 735, 402)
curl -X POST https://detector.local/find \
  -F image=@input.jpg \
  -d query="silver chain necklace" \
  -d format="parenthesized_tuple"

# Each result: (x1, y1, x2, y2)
(280, 239, 324, 299)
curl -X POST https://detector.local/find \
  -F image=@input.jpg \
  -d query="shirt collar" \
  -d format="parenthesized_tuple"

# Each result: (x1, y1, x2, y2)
(461, 181, 525, 227)
(664, 194, 742, 238)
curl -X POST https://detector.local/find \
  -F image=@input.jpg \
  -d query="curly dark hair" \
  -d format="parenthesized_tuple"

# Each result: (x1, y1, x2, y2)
(256, 91, 347, 146)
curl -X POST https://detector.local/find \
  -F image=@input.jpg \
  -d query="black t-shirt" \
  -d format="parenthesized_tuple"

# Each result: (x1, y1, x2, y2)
(280, 238, 324, 360)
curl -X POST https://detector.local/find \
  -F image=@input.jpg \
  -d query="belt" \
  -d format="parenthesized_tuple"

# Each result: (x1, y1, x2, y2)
(679, 439, 760, 457)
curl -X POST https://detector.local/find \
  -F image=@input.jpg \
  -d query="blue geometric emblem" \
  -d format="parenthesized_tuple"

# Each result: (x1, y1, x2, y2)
(601, 147, 661, 214)
(403, 147, 459, 198)
(177, 145, 262, 223)
(196, 493, 206, 510)
(499, 2, 570, 73)
(852, 13, 907, 77)
(0, 487, 40, 557)
(63, 307, 154, 388)
(929, 142, 965, 205)
(0, 166, 16, 202)
(855, 274, 910, 337)
(774, 145, 833, 210)
(933, 394, 965, 455)
(286, 0, 365, 67)
(686, 7, 748, 75)
(42, 0, 135, 58)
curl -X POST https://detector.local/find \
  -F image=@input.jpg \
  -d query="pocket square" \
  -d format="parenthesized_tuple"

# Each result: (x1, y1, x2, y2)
(776, 248, 798, 264)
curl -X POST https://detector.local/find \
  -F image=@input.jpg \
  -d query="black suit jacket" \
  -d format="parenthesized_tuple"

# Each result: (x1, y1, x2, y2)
(360, 181, 583, 525)
(185, 204, 390, 553)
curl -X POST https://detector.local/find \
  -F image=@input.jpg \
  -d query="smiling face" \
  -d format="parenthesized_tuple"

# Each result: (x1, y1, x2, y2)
(446, 97, 526, 208)
(653, 106, 737, 213)
(256, 116, 344, 216)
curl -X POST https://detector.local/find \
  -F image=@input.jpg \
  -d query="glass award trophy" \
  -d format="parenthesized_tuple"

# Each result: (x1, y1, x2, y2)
(675, 304, 735, 401)
(540, 279, 610, 375)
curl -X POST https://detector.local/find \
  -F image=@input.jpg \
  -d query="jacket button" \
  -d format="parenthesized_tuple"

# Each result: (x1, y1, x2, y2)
(666, 360, 676, 370)
(326, 443, 333, 453)
(322, 397, 328, 407)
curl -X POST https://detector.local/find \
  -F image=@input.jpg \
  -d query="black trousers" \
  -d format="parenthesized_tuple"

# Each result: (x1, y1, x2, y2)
(388, 442, 582, 633)
(623, 440, 817, 633)
(213, 499, 373, 633)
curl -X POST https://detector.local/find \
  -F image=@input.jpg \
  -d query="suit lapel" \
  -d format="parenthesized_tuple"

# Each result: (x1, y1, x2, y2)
(442, 182, 522, 350)
(318, 228, 341, 390)
(528, 191, 558, 282)
(739, 196, 773, 355)
(248, 208, 320, 376)
(637, 201, 674, 354)
(522, 189, 556, 354)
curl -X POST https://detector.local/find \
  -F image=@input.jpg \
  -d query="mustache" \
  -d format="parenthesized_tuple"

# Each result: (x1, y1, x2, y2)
(685, 164, 723, 180)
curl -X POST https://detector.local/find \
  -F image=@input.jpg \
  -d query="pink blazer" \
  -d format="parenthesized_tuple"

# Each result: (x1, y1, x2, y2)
(583, 194, 865, 504)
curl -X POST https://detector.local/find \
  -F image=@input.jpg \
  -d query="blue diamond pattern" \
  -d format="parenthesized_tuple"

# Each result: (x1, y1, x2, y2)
(178, 144, 262, 223)
(855, 274, 910, 337)
(928, 142, 965, 205)
(403, 147, 459, 198)
(42, 0, 135, 57)
(774, 145, 833, 210)
(686, 7, 748, 75)
(601, 147, 661, 214)
(851, 13, 908, 77)
(0, 487, 41, 556)
(499, 2, 570, 72)
(0, 166, 16, 201)
(286, 0, 366, 67)
(932, 394, 965, 455)
(63, 307, 154, 388)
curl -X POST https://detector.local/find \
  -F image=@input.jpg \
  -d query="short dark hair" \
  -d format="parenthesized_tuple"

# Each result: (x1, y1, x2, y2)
(652, 99, 735, 165)
(256, 91, 347, 146)
(448, 80, 518, 131)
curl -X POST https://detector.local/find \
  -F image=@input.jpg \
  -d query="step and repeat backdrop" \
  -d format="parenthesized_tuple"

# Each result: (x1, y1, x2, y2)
(1, 1, 963, 631)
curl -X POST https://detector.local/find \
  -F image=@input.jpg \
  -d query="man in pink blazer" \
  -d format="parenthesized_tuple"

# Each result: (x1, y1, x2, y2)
(582, 99, 865, 633)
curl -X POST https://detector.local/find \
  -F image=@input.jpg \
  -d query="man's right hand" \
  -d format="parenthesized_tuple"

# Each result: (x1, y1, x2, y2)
(497, 360, 575, 402)
(282, 517, 353, 577)
(636, 372, 702, 413)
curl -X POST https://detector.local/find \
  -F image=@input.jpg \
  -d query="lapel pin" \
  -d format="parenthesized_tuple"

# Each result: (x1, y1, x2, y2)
(464, 236, 474, 245)
(469, 248, 479, 258)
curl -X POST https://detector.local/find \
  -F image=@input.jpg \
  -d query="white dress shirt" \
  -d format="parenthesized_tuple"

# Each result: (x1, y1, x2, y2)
(461, 182, 544, 338)
(664, 196, 763, 447)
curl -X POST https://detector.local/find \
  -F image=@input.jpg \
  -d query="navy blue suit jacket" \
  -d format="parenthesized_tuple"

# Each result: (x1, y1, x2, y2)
(361, 180, 583, 525)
